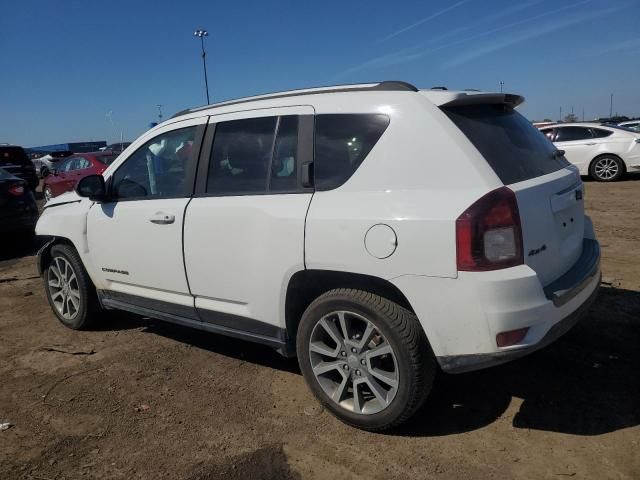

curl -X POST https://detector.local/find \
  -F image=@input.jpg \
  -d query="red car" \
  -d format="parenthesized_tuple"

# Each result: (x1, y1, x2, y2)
(43, 152, 118, 201)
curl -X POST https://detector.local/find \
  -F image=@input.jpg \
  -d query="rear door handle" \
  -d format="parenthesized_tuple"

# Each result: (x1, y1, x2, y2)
(585, 143, 596, 146)
(149, 212, 175, 224)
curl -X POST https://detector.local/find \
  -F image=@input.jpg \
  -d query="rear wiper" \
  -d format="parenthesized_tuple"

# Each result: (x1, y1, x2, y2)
(552, 149, 565, 159)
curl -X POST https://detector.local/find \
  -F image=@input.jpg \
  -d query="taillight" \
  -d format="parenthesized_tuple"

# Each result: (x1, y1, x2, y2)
(8, 184, 25, 196)
(456, 187, 523, 271)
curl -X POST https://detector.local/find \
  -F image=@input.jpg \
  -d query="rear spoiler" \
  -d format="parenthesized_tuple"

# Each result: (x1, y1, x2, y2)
(440, 93, 524, 108)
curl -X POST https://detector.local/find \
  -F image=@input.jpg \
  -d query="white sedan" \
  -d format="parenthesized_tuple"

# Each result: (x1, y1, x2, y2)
(539, 123, 640, 181)
(619, 120, 640, 132)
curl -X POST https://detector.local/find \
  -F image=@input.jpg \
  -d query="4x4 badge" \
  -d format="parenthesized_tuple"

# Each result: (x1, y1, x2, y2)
(528, 244, 547, 257)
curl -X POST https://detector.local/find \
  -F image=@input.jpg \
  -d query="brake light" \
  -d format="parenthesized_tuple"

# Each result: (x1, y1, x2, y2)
(456, 187, 523, 271)
(8, 184, 25, 196)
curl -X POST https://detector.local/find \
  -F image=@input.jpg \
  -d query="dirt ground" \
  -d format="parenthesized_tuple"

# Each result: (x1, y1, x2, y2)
(0, 179, 638, 480)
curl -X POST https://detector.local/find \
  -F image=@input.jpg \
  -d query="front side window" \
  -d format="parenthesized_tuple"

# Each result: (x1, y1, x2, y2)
(207, 117, 277, 194)
(555, 127, 593, 142)
(111, 126, 196, 199)
(314, 114, 390, 190)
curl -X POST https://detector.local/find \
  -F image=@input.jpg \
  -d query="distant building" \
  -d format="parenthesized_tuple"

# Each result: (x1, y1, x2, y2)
(29, 141, 107, 153)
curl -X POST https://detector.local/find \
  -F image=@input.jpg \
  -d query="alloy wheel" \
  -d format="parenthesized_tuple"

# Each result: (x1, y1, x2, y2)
(594, 157, 619, 180)
(308, 310, 399, 415)
(48, 256, 81, 320)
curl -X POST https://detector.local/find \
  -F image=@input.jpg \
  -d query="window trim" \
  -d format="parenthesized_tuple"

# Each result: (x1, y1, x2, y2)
(104, 123, 207, 203)
(194, 113, 314, 198)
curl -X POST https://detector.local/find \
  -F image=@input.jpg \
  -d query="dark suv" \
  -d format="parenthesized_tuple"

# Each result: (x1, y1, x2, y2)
(0, 145, 39, 190)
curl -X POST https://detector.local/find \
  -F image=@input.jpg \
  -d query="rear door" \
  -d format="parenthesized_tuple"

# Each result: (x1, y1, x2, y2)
(183, 106, 314, 335)
(442, 104, 584, 285)
(553, 126, 596, 173)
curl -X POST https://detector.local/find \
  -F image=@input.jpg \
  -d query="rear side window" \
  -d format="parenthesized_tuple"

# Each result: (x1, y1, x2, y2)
(0, 147, 30, 166)
(591, 128, 613, 138)
(442, 105, 568, 185)
(555, 127, 593, 142)
(96, 154, 118, 165)
(207, 117, 277, 195)
(314, 114, 390, 190)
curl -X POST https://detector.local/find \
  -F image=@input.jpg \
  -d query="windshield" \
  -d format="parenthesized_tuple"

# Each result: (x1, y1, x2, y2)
(442, 104, 570, 185)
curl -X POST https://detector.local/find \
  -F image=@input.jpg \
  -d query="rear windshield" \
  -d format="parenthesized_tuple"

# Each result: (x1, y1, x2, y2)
(442, 104, 569, 185)
(96, 154, 118, 165)
(0, 146, 30, 166)
(0, 168, 13, 180)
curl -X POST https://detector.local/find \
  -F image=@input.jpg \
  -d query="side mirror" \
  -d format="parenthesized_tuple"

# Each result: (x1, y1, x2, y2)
(76, 174, 107, 202)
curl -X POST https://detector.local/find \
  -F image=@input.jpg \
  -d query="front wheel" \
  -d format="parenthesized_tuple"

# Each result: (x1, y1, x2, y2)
(589, 155, 625, 182)
(296, 289, 435, 431)
(43, 244, 100, 329)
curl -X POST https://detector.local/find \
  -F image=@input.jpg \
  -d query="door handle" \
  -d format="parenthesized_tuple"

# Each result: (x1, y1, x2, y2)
(585, 143, 596, 146)
(149, 212, 175, 224)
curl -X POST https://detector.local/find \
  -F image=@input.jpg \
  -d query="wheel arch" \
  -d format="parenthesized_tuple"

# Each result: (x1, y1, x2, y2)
(37, 236, 77, 275)
(284, 269, 417, 347)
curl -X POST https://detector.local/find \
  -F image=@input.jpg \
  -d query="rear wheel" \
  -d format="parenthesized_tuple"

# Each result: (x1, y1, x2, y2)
(589, 155, 624, 182)
(296, 289, 435, 431)
(43, 244, 100, 329)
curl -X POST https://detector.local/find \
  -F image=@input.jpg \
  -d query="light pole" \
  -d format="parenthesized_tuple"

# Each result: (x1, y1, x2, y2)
(194, 28, 210, 104)
(157, 104, 163, 122)
(609, 93, 613, 118)
(499, 81, 504, 93)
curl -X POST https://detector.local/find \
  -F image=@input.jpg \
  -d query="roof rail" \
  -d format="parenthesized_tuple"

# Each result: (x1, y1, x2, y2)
(171, 80, 419, 119)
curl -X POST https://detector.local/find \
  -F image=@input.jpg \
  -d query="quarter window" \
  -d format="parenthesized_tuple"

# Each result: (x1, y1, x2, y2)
(591, 128, 613, 138)
(554, 127, 593, 142)
(112, 126, 196, 199)
(314, 114, 390, 190)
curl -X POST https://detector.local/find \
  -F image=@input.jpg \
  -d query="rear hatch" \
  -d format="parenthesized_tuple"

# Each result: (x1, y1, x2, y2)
(0, 146, 38, 189)
(442, 100, 584, 286)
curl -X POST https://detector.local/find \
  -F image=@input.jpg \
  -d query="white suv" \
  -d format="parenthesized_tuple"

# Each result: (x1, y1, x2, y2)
(36, 81, 601, 431)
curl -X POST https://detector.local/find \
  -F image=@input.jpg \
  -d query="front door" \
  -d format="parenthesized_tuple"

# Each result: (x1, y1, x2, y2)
(183, 106, 314, 336)
(87, 117, 206, 315)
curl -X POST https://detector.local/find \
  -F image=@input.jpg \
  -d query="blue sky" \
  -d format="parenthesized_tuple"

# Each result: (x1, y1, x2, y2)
(1, 0, 639, 146)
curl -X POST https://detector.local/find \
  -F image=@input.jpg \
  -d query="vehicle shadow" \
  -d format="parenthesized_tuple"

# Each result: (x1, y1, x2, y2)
(398, 285, 640, 437)
(98, 285, 639, 436)
(104, 313, 300, 374)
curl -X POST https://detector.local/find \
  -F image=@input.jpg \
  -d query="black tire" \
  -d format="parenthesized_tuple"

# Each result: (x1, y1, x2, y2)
(40, 167, 49, 178)
(43, 244, 100, 330)
(296, 288, 435, 431)
(589, 155, 625, 182)
(43, 186, 53, 202)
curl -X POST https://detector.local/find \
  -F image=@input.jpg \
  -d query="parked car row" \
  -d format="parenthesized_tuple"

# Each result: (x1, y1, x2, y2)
(42, 151, 118, 201)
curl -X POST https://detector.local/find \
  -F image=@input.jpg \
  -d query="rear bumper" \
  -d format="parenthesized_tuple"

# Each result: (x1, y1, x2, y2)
(391, 238, 601, 374)
(438, 278, 599, 373)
